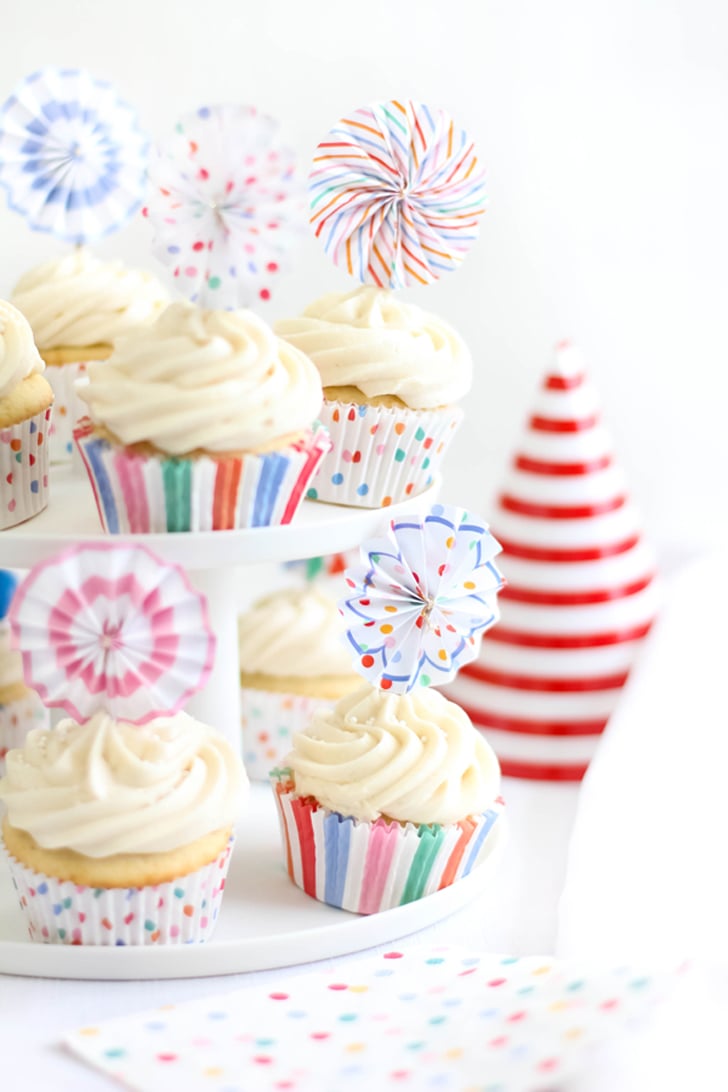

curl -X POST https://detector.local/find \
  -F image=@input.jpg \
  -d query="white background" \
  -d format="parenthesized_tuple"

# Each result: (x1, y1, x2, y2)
(0, 0, 725, 557)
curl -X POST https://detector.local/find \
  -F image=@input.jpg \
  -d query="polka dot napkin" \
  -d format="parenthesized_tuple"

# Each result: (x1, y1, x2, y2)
(64, 946, 671, 1091)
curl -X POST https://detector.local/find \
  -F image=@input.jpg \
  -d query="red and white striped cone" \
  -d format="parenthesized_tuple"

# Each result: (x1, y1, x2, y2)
(445, 341, 659, 782)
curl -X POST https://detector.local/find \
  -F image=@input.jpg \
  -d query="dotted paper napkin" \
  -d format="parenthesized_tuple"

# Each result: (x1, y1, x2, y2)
(64, 946, 670, 1092)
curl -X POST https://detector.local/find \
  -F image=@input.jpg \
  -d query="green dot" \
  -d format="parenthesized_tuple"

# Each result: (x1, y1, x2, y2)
(339, 1014, 357, 1022)
(422, 457, 430, 469)
(407, 1041, 426, 1050)
(306, 488, 318, 499)
(429, 1015, 447, 1025)
(420, 674, 431, 686)
(415, 427, 426, 441)
(105, 1048, 126, 1059)
(566, 980, 585, 991)
(208, 276, 222, 289)
(394, 448, 406, 462)
(144, 920, 156, 932)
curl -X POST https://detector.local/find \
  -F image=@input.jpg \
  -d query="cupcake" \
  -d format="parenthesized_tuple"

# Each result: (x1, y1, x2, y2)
(0, 571, 47, 775)
(74, 301, 329, 532)
(0, 301, 54, 529)
(0, 710, 248, 945)
(239, 586, 362, 780)
(272, 684, 503, 913)
(12, 250, 169, 464)
(275, 286, 471, 507)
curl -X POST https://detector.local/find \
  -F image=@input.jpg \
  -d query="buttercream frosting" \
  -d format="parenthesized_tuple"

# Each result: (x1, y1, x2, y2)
(12, 250, 169, 351)
(275, 286, 472, 409)
(0, 300, 45, 401)
(79, 302, 324, 455)
(0, 711, 247, 856)
(239, 587, 355, 678)
(287, 685, 500, 825)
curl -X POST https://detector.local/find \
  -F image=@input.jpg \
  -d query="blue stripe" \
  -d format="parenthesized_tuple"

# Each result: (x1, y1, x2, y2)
(83, 439, 119, 533)
(461, 810, 500, 877)
(252, 452, 288, 526)
(324, 811, 351, 907)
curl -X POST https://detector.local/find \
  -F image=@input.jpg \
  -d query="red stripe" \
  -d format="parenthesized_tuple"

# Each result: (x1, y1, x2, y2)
(483, 620, 653, 649)
(291, 797, 318, 897)
(530, 414, 599, 432)
(499, 757, 590, 782)
(514, 454, 612, 476)
(500, 573, 654, 606)
(281, 433, 330, 524)
(495, 534, 640, 562)
(459, 702, 607, 736)
(461, 663, 628, 692)
(499, 494, 626, 519)
(544, 373, 585, 390)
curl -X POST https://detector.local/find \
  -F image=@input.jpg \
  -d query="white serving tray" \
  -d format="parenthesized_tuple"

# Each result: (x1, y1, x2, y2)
(0, 784, 505, 981)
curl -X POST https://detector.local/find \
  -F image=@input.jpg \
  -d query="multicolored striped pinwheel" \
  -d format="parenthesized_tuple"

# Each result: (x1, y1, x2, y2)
(0, 68, 148, 244)
(340, 504, 505, 693)
(9, 543, 215, 724)
(309, 100, 487, 289)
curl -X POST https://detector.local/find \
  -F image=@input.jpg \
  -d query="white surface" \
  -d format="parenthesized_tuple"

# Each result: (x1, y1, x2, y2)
(0, 784, 505, 980)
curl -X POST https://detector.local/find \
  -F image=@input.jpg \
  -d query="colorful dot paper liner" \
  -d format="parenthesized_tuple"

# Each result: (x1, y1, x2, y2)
(144, 104, 306, 309)
(64, 945, 673, 1092)
(0, 408, 52, 531)
(340, 504, 505, 693)
(0, 68, 148, 245)
(8, 542, 215, 724)
(310, 100, 487, 289)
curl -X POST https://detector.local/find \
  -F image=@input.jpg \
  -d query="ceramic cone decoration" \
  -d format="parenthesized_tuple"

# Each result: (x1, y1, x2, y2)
(444, 342, 658, 782)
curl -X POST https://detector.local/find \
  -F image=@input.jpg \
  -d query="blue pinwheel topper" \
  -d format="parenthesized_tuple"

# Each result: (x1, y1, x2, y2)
(0, 67, 148, 244)
(340, 504, 506, 693)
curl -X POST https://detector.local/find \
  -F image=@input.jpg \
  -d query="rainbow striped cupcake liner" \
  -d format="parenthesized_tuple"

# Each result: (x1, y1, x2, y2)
(241, 687, 336, 782)
(74, 419, 331, 532)
(0, 408, 52, 531)
(3, 835, 234, 945)
(272, 775, 502, 914)
(0, 691, 49, 777)
(305, 400, 463, 508)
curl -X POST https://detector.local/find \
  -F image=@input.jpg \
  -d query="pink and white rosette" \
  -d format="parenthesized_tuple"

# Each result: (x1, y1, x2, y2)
(241, 688, 335, 782)
(3, 836, 234, 945)
(0, 407, 52, 530)
(45, 360, 90, 464)
(306, 399, 461, 508)
(0, 691, 48, 776)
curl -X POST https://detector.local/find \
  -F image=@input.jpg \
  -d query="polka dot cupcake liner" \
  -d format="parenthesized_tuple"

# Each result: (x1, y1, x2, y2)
(0, 407, 52, 531)
(44, 360, 91, 465)
(74, 419, 331, 532)
(0, 691, 49, 777)
(272, 774, 503, 914)
(241, 686, 337, 781)
(305, 400, 463, 508)
(3, 835, 235, 946)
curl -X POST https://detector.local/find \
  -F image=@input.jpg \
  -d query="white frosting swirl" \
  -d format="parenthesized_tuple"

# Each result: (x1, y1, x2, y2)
(80, 302, 324, 455)
(287, 685, 500, 825)
(275, 286, 472, 409)
(0, 300, 45, 400)
(0, 711, 248, 856)
(11, 250, 169, 350)
(239, 587, 355, 677)
(0, 620, 25, 691)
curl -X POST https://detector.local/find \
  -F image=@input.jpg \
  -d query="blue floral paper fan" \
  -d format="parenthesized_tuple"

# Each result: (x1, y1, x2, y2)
(0, 68, 148, 244)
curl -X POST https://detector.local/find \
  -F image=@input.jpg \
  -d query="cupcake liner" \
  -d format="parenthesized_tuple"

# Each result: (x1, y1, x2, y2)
(305, 399, 463, 508)
(0, 408, 52, 530)
(0, 691, 49, 776)
(45, 362, 90, 464)
(74, 419, 331, 532)
(272, 775, 502, 914)
(241, 687, 335, 782)
(3, 834, 234, 945)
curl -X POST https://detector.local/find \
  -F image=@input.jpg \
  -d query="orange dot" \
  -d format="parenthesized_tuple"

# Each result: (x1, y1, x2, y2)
(438, 649, 448, 661)
(464, 580, 475, 589)
(384, 605, 397, 613)
(394, 422, 406, 435)
(446, 536, 455, 548)
(382, 496, 392, 507)
(405, 483, 414, 495)
(380, 623, 393, 634)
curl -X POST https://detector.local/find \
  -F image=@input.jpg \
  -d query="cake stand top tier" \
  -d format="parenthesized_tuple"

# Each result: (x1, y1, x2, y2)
(0, 467, 441, 570)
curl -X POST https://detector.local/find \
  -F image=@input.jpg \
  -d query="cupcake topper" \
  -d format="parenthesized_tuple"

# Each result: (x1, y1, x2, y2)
(0, 68, 148, 244)
(340, 504, 505, 692)
(144, 104, 306, 309)
(9, 543, 215, 724)
(309, 100, 487, 289)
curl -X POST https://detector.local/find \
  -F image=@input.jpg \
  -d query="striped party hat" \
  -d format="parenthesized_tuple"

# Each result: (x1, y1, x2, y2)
(444, 341, 659, 782)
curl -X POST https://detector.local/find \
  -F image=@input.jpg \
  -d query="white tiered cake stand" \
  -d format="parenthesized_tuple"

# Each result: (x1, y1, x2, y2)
(0, 468, 504, 980)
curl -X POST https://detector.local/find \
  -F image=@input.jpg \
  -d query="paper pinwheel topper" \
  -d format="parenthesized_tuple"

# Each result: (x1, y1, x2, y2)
(9, 543, 214, 725)
(310, 99, 487, 290)
(340, 504, 505, 693)
(0, 68, 148, 244)
(144, 103, 306, 309)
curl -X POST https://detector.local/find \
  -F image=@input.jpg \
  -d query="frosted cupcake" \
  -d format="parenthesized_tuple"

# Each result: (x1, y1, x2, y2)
(0, 571, 47, 774)
(0, 711, 247, 945)
(75, 301, 329, 532)
(272, 685, 503, 913)
(12, 250, 168, 463)
(275, 286, 471, 507)
(239, 586, 361, 780)
(0, 301, 54, 529)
